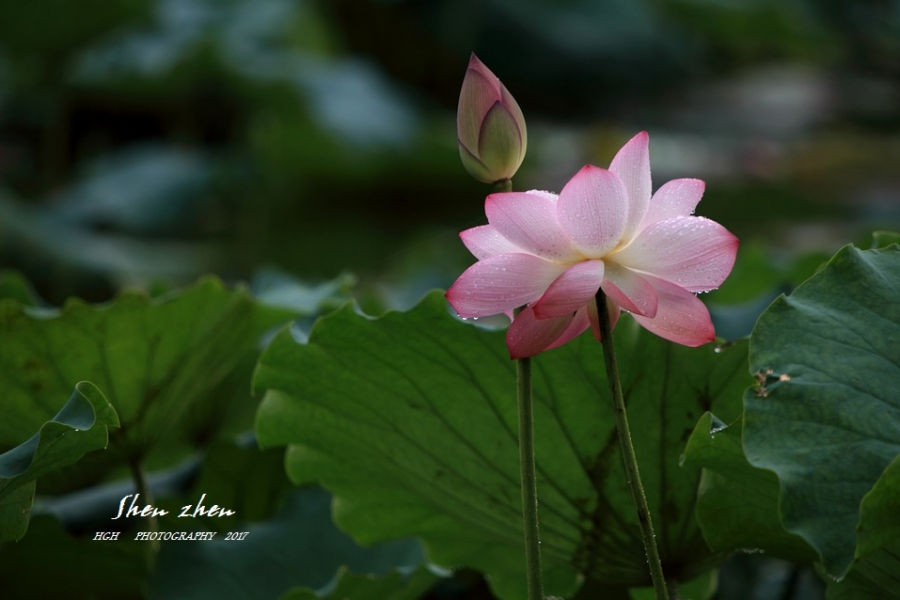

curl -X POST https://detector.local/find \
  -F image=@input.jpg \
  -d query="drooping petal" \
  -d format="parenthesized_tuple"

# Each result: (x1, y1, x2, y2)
(457, 55, 501, 153)
(640, 178, 705, 231)
(485, 191, 578, 261)
(506, 306, 576, 359)
(544, 305, 592, 351)
(585, 296, 620, 342)
(607, 299, 621, 332)
(477, 101, 525, 180)
(600, 263, 658, 317)
(460, 225, 523, 260)
(446, 253, 567, 317)
(613, 216, 739, 292)
(532, 260, 604, 318)
(609, 131, 651, 239)
(557, 165, 629, 258)
(630, 275, 716, 347)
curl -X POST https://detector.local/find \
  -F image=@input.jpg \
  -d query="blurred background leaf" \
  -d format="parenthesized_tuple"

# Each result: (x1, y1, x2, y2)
(1, 0, 897, 306)
(279, 565, 440, 600)
(149, 482, 430, 599)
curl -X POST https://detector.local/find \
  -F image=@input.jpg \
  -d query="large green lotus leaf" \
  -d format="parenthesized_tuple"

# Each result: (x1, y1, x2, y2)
(0, 485, 34, 543)
(824, 454, 900, 598)
(0, 277, 293, 485)
(857, 453, 900, 559)
(0, 381, 118, 542)
(828, 546, 900, 600)
(279, 566, 438, 600)
(825, 539, 900, 600)
(681, 413, 817, 561)
(743, 244, 900, 579)
(255, 290, 750, 599)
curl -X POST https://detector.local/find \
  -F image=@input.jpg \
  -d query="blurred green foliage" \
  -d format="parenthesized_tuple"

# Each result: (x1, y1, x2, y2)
(0, 0, 897, 306)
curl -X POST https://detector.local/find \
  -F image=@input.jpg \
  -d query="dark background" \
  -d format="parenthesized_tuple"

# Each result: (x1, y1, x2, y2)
(1, 0, 897, 309)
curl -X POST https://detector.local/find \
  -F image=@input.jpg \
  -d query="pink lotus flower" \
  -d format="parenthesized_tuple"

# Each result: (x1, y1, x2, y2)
(457, 54, 527, 184)
(446, 132, 739, 359)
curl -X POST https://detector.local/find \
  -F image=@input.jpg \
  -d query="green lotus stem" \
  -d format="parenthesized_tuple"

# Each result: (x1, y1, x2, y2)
(595, 289, 669, 600)
(517, 351, 544, 600)
(129, 456, 160, 567)
(494, 176, 545, 600)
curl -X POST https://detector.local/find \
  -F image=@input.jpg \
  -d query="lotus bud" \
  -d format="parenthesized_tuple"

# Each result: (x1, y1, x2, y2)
(456, 54, 527, 184)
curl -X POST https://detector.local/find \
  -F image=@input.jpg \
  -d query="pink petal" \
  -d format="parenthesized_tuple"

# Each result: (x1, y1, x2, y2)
(460, 225, 523, 260)
(506, 306, 576, 359)
(613, 216, 739, 292)
(485, 191, 578, 261)
(544, 306, 592, 351)
(609, 132, 651, 239)
(640, 178, 705, 231)
(600, 263, 658, 317)
(630, 275, 715, 346)
(557, 165, 629, 257)
(532, 260, 604, 318)
(446, 253, 567, 318)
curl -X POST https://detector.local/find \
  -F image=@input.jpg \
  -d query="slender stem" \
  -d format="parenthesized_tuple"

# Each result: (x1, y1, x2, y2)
(496, 175, 544, 600)
(494, 178, 513, 193)
(130, 456, 161, 567)
(130, 458, 156, 530)
(517, 353, 544, 600)
(595, 290, 669, 600)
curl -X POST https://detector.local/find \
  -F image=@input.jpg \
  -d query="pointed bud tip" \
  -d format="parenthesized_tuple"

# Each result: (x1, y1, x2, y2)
(467, 53, 491, 75)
